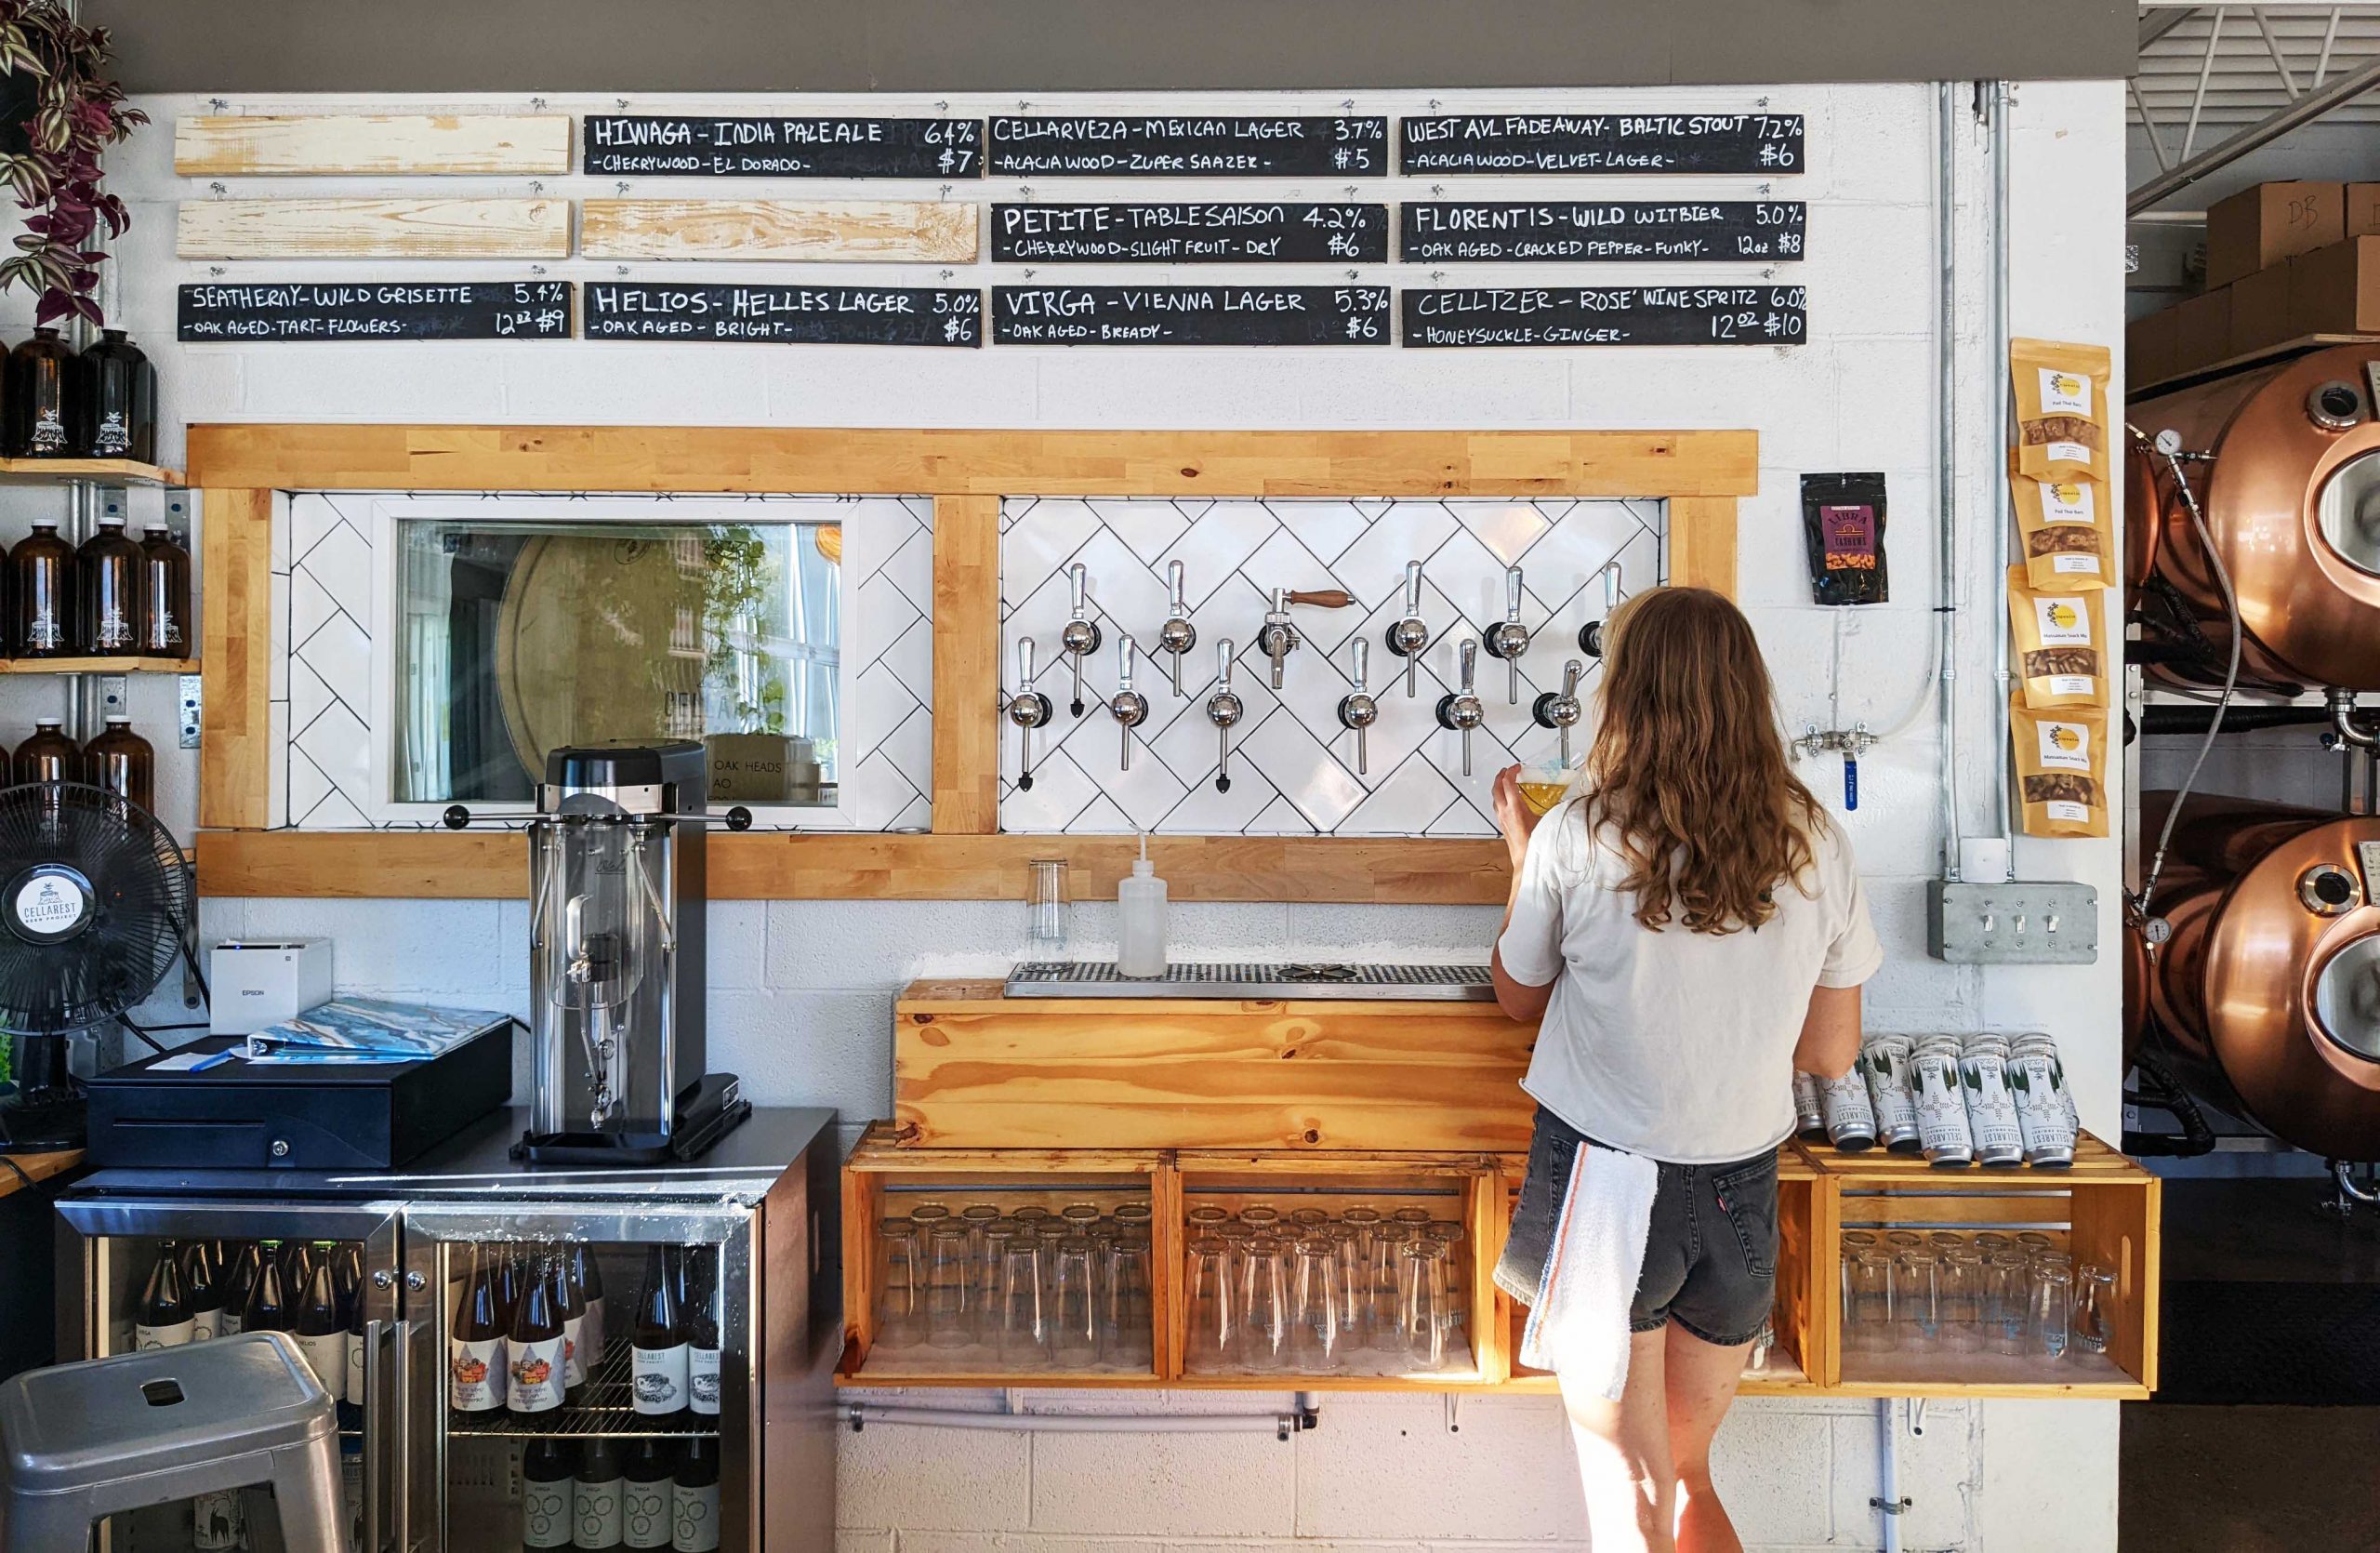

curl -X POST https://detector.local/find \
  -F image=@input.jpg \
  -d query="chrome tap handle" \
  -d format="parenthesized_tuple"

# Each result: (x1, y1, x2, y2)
(1602, 559, 1624, 609)
(1503, 564, 1525, 623)
(1351, 635, 1369, 695)
(1164, 559, 1192, 696)
(1064, 562, 1096, 716)
(1118, 631, 1137, 693)
(1562, 658, 1581, 697)
(1560, 658, 1582, 767)
(1403, 558, 1424, 617)
(1070, 560, 1090, 619)
(1580, 561, 1627, 659)
(1169, 558, 1187, 617)
(1504, 564, 1527, 703)
(1219, 637, 1236, 689)
(1010, 636, 1053, 790)
(1397, 560, 1428, 695)
(1207, 639, 1245, 793)
(1459, 637, 1477, 697)
(1019, 635, 1038, 692)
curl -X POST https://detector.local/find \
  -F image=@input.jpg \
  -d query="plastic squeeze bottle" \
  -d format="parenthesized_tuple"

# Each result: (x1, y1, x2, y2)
(1117, 834, 1169, 978)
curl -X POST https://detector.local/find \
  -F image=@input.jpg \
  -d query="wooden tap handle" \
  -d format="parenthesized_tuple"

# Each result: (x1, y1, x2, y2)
(1285, 589, 1355, 609)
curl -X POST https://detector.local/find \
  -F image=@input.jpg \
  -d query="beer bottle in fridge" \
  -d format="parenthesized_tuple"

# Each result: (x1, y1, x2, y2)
(574, 1436, 628, 1552)
(450, 1242, 508, 1414)
(685, 1247, 721, 1421)
(242, 1240, 289, 1334)
(291, 1243, 348, 1401)
(496, 1244, 525, 1332)
(337, 1242, 367, 1412)
(179, 1241, 224, 1343)
(135, 1241, 194, 1350)
(280, 1239, 314, 1299)
(507, 1247, 566, 1415)
(218, 1242, 259, 1338)
(630, 1245, 688, 1422)
(669, 1437, 721, 1553)
(521, 1439, 577, 1550)
(621, 1440, 678, 1551)
(553, 1242, 589, 1400)
(567, 1239, 606, 1365)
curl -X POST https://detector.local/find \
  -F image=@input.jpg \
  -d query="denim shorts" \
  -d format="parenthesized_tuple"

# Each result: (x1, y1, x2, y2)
(1493, 1106, 1780, 1347)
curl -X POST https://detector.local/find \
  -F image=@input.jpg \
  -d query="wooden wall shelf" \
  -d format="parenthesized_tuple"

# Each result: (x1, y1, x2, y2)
(0, 657, 198, 675)
(0, 458, 183, 487)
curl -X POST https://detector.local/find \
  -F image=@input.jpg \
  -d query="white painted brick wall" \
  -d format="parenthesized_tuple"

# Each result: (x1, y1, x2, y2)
(75, 78, 2126, 1552)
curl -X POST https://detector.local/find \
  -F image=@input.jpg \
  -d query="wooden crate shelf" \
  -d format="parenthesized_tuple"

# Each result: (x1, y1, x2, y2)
(0, 457, 182, 487)
(0, 657, 198, 675)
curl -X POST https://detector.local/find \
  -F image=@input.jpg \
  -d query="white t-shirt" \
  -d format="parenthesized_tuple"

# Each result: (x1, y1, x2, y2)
(1495, 797, 1884, 1164)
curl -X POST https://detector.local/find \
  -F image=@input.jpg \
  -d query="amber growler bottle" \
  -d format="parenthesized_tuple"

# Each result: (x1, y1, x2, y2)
(10, 520, 73, 656)
(139, 525, 190, 656)
(6, 326, 73, 458)
(13, 717, 73, 784)
(75, 328, 155, 461)
(84, 715, 153, 815)
(76, 515, 142, 656)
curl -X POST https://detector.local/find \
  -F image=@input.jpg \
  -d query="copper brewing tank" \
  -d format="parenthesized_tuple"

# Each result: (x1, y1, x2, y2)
(2135, 791, 2380, 1160)
(2128, 345, 2380, 689)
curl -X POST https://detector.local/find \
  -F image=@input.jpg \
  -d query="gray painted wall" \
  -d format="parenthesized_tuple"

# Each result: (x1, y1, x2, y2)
(89, 0, 2134, 93)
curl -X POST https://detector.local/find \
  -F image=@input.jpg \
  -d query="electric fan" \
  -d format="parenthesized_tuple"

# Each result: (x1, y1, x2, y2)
(0, 781, 194, 1151)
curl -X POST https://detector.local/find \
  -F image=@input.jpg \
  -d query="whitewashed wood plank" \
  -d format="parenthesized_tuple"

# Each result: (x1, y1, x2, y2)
(177, 198, 572, 259)
(578, 199, 978, 263)
(174, 114, 574, 176)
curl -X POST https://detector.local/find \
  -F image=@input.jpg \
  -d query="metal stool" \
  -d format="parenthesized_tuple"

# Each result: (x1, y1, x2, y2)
(0, 1331, 342, 1552)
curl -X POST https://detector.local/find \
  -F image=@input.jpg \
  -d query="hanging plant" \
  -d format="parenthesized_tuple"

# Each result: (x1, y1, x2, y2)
(0, 2, 143, 326)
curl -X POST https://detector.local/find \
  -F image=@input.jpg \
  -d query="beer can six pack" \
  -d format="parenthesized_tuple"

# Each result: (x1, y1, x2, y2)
(1801, 1031, 2077, 1168)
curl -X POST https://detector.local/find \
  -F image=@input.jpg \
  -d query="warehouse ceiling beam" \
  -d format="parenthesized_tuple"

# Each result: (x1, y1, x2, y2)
(2129, 22, 2380, 211)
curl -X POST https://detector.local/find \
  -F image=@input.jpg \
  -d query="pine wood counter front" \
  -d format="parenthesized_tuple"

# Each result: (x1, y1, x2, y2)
(893, 978, 1537, 1153)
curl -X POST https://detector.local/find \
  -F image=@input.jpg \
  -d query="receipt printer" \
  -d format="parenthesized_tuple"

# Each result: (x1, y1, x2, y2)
(209, 939, 335, 1035)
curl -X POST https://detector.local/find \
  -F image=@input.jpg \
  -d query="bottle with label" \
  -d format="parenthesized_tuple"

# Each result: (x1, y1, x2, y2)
(242, 1240, 289, 1334)
(669, 1437, 721, 1553)
(574, 1436, 628, 1553)
(685, 1246, 721, 1420)
(218, 1242, 259, 1338)
(552, 1243, 589, 1399)
(567, 1239, 606, 1365)
(450, 1241, 508, 1413)
(74, 514, 143, 656)
(136, 1241, 194, 1350)
(9, 523, 73, 657)
(74, 327, 155, 461)
(622, 1440, 679, 1551)
(5, 326, 73, 458)
(1116, 834, 1169, 978)
(83, 715, 153, 816)
(192, 1487, 245, 1552)
(180, 1241, 224, 1343)
(631, 1245, 689, 1422)
(292, 1242, 348, 1400)
(337, 1243, 367, 1412)
(139, 525, 190, 656)
(508, 1247, 566, 1415)
(12, 718, 73, 784)
(496, 1244, 525, 1333)
(521, 1439, 578, 1551)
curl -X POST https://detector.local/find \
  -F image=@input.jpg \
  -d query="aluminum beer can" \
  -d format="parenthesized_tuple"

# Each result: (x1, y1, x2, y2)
(2008, 1043, 2077, 1167)
(1862, 1036, 1924, 1152)
(1820, 1068, 1878, 1151)
(1792, 1070, 1829, 1140)
(1909, 1042, 1975, 1167)
(1959, 1044, 2027, 1167)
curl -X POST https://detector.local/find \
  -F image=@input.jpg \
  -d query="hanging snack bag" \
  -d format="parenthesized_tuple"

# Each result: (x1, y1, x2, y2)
(1800, 471, 1890, 606)
(2006, 567, 2109, 710)
(2011, 697, 2109, 839)
(2011, 338, 2112, 484)
(2012, 476, 2112, 590)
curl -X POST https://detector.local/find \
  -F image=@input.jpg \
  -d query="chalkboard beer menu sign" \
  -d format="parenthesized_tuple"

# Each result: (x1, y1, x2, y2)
(987, 116, 1389, 177)
(993, 204, 1389, 263)
(177, 281, 573, 341)
(584, 283, 982, 346)
(583, 116, 984, 178)
(1399, 113, 1804, 174)
(1401, 285, 1805, 348)
(1401, 202, 1805, 263)
(994, 285, 1390, 345)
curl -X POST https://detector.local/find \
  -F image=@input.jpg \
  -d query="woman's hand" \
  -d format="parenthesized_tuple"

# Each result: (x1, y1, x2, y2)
(1491, 763, 1540, 869)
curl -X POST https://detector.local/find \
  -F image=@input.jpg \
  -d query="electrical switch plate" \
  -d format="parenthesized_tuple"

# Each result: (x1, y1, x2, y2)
(178, 673, 202, 750)
(95, 673, 130, 719)
(1925, 880, 2099, 963)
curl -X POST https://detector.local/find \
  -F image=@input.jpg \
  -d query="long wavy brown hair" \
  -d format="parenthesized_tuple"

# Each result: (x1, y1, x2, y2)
(1576, 586, 1825, 934)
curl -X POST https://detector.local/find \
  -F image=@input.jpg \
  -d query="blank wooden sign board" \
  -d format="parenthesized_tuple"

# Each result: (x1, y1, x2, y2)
(578, 199, 980, 262)
(177, 197, 571, 259)
(173, 114, 573, 175)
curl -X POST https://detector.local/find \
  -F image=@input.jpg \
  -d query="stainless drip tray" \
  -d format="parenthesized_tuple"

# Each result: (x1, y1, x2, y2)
(1003, 961, 1495, 1001)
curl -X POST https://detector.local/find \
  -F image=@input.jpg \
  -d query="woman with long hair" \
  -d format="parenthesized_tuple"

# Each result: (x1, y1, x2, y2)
(1490, 586, 1878, 1553)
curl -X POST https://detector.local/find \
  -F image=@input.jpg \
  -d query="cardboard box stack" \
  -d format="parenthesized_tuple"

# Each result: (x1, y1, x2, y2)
(2131, 179, 2380, 386)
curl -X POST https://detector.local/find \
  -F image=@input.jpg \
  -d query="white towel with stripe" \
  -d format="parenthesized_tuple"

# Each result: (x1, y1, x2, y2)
(1516, 1141, 1661, 1400)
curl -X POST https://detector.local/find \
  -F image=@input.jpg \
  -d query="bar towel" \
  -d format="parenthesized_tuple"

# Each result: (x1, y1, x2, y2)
(1516, 1140, 1659, 1400)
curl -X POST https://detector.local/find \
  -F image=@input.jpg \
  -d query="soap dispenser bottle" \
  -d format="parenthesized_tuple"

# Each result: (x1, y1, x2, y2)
(1116, 835, 1169, 978)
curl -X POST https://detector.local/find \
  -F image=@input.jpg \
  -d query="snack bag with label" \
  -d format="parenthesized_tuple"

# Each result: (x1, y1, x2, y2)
(2011, 338, 2112, 484)
(2011, 697, 2108, 839)
(2007, 567, 2109, 710)
(2013, 476, 2112, 590)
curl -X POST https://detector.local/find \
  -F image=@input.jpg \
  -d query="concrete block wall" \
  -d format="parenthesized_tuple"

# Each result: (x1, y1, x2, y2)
(45, 78, 2129, 1550)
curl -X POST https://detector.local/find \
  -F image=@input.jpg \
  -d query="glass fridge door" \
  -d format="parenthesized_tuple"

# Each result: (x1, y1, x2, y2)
(56, 1197, 406, 1553)
(403, 1201, 756, 1553)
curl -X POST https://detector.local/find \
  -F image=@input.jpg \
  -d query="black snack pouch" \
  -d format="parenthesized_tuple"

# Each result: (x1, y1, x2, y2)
(1801, 471, 1889, 606)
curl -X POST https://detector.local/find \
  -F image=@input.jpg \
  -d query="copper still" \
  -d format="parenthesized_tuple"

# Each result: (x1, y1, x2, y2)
(2133, 791, 2380, 1160)
(2128, 344, 2380, 691)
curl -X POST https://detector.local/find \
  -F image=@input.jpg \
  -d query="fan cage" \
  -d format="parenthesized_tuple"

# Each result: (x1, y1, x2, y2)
(0, 781, 193, 1037)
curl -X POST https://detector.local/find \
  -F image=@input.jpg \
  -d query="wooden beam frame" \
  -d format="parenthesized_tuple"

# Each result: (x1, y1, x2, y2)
(191, 423, 1752, 900)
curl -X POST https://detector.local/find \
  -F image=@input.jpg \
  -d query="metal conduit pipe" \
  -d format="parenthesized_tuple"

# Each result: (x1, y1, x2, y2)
(1988, 81, 2016, 875)
(1936, 81, 1964, 881)
(846, 1395, 1320, 1440)
(2328, 686, 2380, 750)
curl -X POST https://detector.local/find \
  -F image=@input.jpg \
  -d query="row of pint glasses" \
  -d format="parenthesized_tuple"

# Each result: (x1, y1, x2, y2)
(879, 1201, 1158, 1367)
(1841, 1229, 2120, 1363)
(1183, 1205, 1468, 1374)
(1794, 1032, 2078, 1167)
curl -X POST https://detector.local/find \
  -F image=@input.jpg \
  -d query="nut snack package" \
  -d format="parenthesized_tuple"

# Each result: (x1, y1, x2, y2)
(2011, 338, 2113, 484)
(2011, 697, 2109, 839)
(1801, 471, 1891, 606)
(2007, 566, 2110, 710)
(2011, 476, 2113, 591)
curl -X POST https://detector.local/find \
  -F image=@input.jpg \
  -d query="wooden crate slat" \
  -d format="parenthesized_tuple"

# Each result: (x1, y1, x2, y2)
(175, 114, 573, 175)
(580, 199, 979, 262)
(178, 197, 571, 259)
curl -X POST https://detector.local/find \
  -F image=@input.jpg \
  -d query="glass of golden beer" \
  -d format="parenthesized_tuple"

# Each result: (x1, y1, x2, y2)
(1517, 760, 1576, 816)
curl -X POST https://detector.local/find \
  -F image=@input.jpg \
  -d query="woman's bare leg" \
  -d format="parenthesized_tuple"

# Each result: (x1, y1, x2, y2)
(1556, 1327, 1677, 1553)
(1662, 1322, 1754, 1553)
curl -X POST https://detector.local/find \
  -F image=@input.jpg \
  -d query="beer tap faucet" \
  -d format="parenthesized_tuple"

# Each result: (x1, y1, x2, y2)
(1579, 559, 1625, 658)
(1005, 637, 1055, 790)
(1481, 564, 1531, 703)
(1384, 560, 1430, 696)
(1110, 633, 1149, 770)
(1061, 562, 1103, 716)
(1256, 587, 1300, 690)
(1435, 637, 1486, 776)
(1337, 636, 1380, 776)
(1157, 559, 1197, 697)
(1532, 658, 1585, 768)
(1206, 639, 1245, 793)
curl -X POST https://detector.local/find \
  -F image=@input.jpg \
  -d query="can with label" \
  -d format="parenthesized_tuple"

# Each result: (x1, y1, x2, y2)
(2008, 1044, 2077, 1166)
(1910, 1042, 1975, 1167)
(1792, 1071, 1828, 1140)
(1862, 1037, 1923, 1152)
(1820, 1069, 1879, 1151)
(1959, 1047, 2027, 1167)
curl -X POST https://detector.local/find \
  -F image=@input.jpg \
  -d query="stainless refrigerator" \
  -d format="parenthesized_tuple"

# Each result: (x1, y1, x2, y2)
(54, 1107, 839, 1553)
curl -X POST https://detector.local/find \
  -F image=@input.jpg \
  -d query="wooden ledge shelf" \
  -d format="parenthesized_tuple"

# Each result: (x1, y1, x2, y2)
(0, 457, 182, 487)
(0, 1148, 83, 1200)
(0, 657, 198, 675)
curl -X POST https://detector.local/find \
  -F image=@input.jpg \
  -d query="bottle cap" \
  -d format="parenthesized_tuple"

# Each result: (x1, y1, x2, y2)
(105, 713, 130, 724)
(34, 717, 60, 727)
